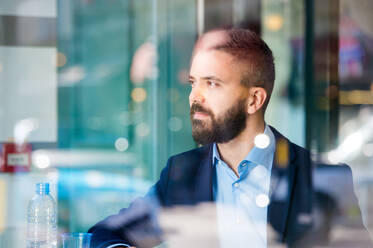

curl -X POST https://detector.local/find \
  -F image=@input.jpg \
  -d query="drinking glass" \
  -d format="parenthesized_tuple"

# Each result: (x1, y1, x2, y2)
(61, 233, 92, 248)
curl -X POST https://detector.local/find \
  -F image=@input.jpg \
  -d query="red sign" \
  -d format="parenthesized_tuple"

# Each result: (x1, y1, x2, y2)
(1, 143, 31, 173)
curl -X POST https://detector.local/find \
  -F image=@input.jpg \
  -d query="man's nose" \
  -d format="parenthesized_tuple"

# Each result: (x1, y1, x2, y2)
(189, 85, 205, 104)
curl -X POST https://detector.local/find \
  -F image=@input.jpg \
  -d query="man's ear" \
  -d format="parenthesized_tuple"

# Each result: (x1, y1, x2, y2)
(247, 87, 267, 115)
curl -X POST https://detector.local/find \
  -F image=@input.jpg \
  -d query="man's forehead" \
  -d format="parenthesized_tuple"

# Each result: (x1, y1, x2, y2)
(189, 49, 245, 83)
(193, 30, 229, 53)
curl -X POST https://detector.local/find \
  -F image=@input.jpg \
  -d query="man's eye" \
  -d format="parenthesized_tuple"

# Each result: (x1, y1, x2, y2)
(189, 81, 195, 87)
(207, 81, 218, 87)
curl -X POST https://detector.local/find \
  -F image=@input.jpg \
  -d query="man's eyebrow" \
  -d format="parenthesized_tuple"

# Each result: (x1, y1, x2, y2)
(188, 75, 224, 82)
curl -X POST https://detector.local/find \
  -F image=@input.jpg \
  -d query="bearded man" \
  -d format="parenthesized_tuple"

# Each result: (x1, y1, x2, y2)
(88, 28, 367, 248)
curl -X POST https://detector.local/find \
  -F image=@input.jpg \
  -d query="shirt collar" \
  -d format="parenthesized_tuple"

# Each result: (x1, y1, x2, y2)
(212, 124, 276, 170)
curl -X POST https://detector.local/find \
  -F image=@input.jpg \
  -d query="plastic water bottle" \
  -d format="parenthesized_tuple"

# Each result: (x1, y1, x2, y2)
(27, 183, 57, 248)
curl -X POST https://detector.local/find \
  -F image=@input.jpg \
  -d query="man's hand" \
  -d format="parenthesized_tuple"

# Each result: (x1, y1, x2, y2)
(101, 197, 162, 248)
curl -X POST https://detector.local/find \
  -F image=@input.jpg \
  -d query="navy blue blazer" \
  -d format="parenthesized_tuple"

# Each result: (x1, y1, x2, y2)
(89, 127, 314, 247)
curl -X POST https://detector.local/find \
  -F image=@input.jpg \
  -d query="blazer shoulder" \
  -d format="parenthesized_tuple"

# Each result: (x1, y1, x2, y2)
(270, 125, 310, 164)
(169, 145, 211, 160)
(166, 144, 212, 170)
(291, 142, 310, 157)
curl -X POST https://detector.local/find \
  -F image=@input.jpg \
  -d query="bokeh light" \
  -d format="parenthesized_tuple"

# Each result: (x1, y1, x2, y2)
(136, 123, 150, 137)
(168, 117, 183, 132)
(255, 194, 270, 208)
(115, 137, 129, 152)
(254, 134, 270, 149)
(131, 88, 147, 103)
(59, 66, 86, 86)
(34, 153, 51, 169)
(56, 52, 67, 67)
(85, 171, 105, 188)
(264, 14, 284, 31)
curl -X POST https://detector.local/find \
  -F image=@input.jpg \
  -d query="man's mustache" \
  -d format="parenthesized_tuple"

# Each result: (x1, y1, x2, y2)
(190, 103, 213, 117)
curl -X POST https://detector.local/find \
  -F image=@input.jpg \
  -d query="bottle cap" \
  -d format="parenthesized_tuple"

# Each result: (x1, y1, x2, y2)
(36, 182, 50, 195)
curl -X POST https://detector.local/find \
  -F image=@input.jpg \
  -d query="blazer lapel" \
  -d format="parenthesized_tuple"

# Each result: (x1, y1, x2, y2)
(194, 144, 214, 203)
(267, 126, 298, 243)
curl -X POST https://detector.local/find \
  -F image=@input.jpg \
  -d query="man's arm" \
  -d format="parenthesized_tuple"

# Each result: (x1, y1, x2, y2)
(88, 158, 172, 248)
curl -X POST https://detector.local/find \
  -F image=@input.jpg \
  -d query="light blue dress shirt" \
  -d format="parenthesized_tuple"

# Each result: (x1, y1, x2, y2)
(213, 125, 276, 248)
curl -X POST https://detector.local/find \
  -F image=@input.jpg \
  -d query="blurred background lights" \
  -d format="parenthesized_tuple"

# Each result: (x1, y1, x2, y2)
(340, 90, 373, 105)
(327, 151, 339, 164)
(363, 143, 373, 157)
(34, 153, 51, 169)
(130, 42, 157, 83)
(264, 14, 284, 31)
(327, 127, 371, 163)
(56, 52, 67, 67)
(131, 88, 147, 103)
(59, 66, 86, 86)
(340, 132, 363, 154)
(136, 123, 150, 137)
(178, 69, 189, 84)
(256, 194, 270, 208)
(115, 137, 129, 152)
(85, 171, 105, 188)
(254, 134, 270, 149)
(14, 118, 39, 145)
(168, 117, 183, 132)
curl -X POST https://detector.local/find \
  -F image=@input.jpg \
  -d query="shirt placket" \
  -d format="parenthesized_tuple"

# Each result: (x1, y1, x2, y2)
(232, 160, 250, 225)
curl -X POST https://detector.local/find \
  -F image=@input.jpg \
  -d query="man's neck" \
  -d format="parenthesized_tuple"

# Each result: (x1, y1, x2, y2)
(216, 118, 265, 177)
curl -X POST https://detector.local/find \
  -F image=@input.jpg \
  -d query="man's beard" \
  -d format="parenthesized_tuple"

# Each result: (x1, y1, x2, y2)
(190, 98, 248, 145)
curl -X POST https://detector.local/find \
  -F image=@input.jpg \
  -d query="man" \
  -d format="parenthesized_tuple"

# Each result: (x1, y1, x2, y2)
(88, 28, 365, 247)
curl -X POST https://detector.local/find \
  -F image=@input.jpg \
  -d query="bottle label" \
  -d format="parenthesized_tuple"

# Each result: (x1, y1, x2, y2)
(7, 153, 29, 166)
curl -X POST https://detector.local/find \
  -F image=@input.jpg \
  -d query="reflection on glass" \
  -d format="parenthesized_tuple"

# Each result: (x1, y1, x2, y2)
(0, 0, 372, 247)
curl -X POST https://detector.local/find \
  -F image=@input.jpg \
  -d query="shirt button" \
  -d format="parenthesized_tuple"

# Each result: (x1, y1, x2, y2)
(234, 183, 239, 188)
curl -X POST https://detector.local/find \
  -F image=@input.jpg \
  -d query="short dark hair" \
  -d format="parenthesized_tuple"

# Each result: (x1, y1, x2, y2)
(199, 28, 275, 112)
